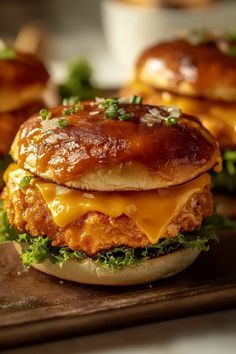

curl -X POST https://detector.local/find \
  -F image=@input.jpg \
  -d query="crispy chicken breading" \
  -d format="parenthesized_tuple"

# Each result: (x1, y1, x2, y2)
(2, 171, 213, 256)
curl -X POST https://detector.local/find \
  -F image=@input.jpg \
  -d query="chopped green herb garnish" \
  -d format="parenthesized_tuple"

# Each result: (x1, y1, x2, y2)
(105, 108, 117, 119)
(119, 112, 135, 121)
(19, 176, 34, 189)
(62, 107, 76, 116)
(167, 116, 179, 126)
(0, 48, 15, 60)
(100, 97, 119, 109)
(118, 108, 126, 116)
(102, 98, 119, 119)
(39, 108, 52, 121)
(130, 95, 143, 104)
(74, 102, 84, 111)
(63, 97, 84, 111)
(58, 118, 69, 128)
(63, 96, 81, 106)
(62, 103, 84, 116)
(99, 97, 136, 121)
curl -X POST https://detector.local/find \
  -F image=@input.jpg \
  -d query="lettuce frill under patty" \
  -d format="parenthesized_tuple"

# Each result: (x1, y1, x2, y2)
(0, 200, 234, 271)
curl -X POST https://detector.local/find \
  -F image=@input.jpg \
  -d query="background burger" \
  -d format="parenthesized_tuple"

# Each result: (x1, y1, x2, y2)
(0, 43, 49, 188)
(121, 31, 236, 215)
(0, 96, 231, 286)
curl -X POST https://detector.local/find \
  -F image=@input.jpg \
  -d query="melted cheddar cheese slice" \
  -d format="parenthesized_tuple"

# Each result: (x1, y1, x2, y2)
(36, 173, 211, 244)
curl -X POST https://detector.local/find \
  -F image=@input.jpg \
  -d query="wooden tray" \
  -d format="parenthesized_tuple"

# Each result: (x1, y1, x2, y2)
(1, 231, 236, 349)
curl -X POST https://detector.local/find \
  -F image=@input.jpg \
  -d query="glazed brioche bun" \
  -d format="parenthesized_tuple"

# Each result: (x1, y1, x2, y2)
(0, 49, 49, 112)
(136, 39, 236, 102)
(122, 0, 214, 9)
(11, 101, 221, 191)
(14, 242, 200, 285)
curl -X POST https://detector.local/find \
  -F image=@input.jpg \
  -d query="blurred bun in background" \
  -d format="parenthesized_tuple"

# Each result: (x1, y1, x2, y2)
(121, 0, 215, 8)
(0, 40, 50, 188)
(102, 0, 236, 72)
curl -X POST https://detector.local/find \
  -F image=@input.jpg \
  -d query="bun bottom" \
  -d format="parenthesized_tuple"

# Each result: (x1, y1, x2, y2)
(14, 242, 200, 286)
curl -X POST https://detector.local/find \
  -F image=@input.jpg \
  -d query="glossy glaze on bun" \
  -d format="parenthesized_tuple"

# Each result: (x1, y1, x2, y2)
(0, 101, 43, 156)
(136, 39, 236, 102)
(11, 101, 221, 191)
(0, 50, 49, 112)
(0, 51, 49, 89)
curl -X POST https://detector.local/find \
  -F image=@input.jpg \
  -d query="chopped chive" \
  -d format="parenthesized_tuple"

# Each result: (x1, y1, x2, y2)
(105, 109, 117, 119)
(95, 97, 136, 122)
(62, 103, 84, 116)
(118, 108, 126, 116)
(19, 176, 34, 189)
(63, 96, 81, 106)
(101, 98, 119, 109)
(62, 107, 75, 116)
(74, 102, 84, 111)
(0, 48, 15, 60)
(167, 117, 179, 126)
(39, 108, 52, 120)
(119, 112, 135, 121)
(58, 118, 69, 128)
(130, 95, 143, 104)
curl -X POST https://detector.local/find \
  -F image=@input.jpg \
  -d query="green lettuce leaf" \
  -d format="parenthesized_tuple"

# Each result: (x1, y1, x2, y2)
(59, 59, 102, 100)
(212, 149, 236, 193)
(0, 200, 20, 242)
(1, 199, 234, 270)
(0, 155, 12, 189)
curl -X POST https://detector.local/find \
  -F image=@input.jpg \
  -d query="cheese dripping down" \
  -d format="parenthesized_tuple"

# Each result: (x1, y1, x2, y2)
(4, 164, 211, 244)
(35, 173, 211, 244)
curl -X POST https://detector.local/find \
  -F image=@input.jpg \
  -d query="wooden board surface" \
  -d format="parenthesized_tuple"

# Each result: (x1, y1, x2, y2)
(1, 231, 236, 349)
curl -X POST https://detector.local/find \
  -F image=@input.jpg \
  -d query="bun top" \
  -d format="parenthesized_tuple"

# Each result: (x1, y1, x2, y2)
(136, 38, 236, 102)
(11, 98, 221, 191)
(0, 47, 49, 89)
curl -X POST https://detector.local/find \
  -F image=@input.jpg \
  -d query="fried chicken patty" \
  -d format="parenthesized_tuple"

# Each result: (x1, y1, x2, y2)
(2, 169, 213, 256)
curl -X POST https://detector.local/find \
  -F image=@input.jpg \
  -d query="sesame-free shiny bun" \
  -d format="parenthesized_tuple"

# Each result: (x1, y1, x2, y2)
(0, 101, 43, 156)
(136, 39, 236, 102)
(11, 99, 221, 191)
(0, 49, 49, 112)
(0, 50, 49, 88)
